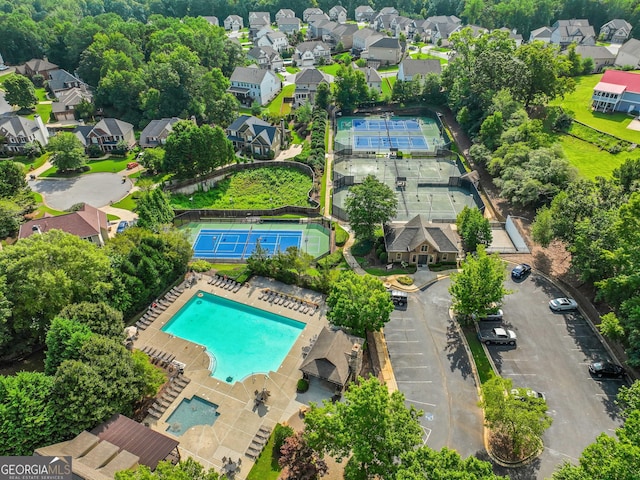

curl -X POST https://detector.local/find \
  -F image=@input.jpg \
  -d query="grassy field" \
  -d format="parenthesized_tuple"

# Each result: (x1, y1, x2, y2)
(112, 193, 137, 211)
(26, 102, 52, 122)
(170, 166, 314, 209)
(40, 156, 133, 177)
(408, 52, 448, 64)
(463, 327, 496, 384)
(381, 77, 396, 97)
(558, 134, 634, 180)
(266, 84, 295, 116)
(550, 73, 639, 143)
(285, 66, 300, 74)
(318, 63, 343, 76)
(31, 191, 65, 217)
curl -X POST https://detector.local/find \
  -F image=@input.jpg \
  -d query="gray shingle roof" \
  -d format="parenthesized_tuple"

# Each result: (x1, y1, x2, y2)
(385, 215, 459, 254)
(573, 45, 615, 59)
(370, 37, 400, 49)
(230, 66, 269, 84)
(299, 327, 361, 386)
(618, 38, 640, 54)
(295, 68, 331, 85)
(139, 117, 181, 147)
(401, 58, 442, 77)
(48, 69, 85, 92)
(92, 118, 133, 137)
(0, 116, 40, 138)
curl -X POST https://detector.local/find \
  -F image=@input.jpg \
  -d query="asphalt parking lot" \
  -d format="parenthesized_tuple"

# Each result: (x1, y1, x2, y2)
(386, 270, 624, 479)
(384, 283, 485, 459)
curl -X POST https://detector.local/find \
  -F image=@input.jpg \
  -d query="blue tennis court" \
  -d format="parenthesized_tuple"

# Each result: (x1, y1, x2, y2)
(352, 118, 421, 131)
(193, 229, 304, 260)
(354, 135, 428, 150)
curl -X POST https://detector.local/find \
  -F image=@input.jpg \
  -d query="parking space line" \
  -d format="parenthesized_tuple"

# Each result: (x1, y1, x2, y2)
(506, 373, 537, 376)
(391, 352, 424, 356)
(385, 340, 420, 343)
(406, 399, 436, 407)
(421, 426, 432, 444)
(397, 380, 433, 384)
(401, 365, 430, 368)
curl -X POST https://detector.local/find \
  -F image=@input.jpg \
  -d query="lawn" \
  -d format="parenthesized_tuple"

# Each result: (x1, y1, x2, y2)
(550, 73, 640, 143)
(26, 102, 52, 122)
(35, 88, 48, 101)
(408, 52, 448, 64)
(31, 191, 65, 217)
(13, 152, 50, 171)
(378, 65, 399, 72)
(318, 63, 343, 76)
(463, 326, 497, 384)
(381, 77, 396, 97)
(40, 156, 133, 177)
(246, 431, 280, 480)
(170, 166, 314, 209)
(285, 66, 300, 74)
(558, 134, 634, 180)
(112, 193, 137, 211)
(266, 84, 295, 116)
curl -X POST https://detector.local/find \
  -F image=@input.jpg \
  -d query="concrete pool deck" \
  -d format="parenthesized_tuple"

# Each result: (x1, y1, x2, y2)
(133, 275, 332, 479)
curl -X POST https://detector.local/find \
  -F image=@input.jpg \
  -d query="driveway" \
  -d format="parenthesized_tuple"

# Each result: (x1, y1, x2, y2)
(29, 172, 133, 211)
(487, 270, 624, 479)
(384, 282, 485, 458)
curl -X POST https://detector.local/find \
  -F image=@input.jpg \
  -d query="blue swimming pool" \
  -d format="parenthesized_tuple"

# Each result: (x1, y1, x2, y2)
(165, 396, 219, 436)
(162, 292, 304, 383)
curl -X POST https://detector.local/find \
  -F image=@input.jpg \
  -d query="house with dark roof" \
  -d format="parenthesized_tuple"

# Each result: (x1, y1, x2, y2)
(306, 13, 331, 38)
(16, 57, 59, 78)
(202, 16, 219, 27)
(139, 117, 181, 148)
(615, 38, 640, 68)
(228, 66, 281, 105)
(592, 70, 640, 113)
(352, 28, 384, 52)
(371, 13, 398, 32)
(569, 45, 615, 73)
(299, 327, 363, 389)
(19, 203, 108, 246)
(428, 15, 463, 43)
(277, 16, 301, 34)
(303, 7, 324, 22)
(293, 41, 332, 67)
(51, 87, 93, 122)
(224, 14, 243, 31)
(249, 11, 271, 38)
(226, 115, 281, 156)
(358, 66, 382, 91)
(247, 45, 284, 71)
(398, 58, 442, 81)
(363, 37, 402, 65)
(391, 16, 416, 38)
(328, 23, 359, 50)
(0, 115, 49, 153)
(47, 69, 86, 95)
(600, 19, 632, 44)
(35, 414, 180, 477)
(329, 5, 347, 24)
(379, 6, 399, 15)
(550, 19, 596, 47)
(384, 215, 460, 265)
(529, 26, 552, 43)
(74, 118, 135, 153)
(355, 5, 376, 23)
(294, 68, 333, 106)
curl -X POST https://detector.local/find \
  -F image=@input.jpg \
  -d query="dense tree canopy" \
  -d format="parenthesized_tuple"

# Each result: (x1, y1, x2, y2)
(48, 132, 88, 172)
(344, 175, 397, 241)
(135, 188, 175, 232)
(115, 458, 220, 480)
(2, 74, 37, 110)
(456, 206, 492, 252)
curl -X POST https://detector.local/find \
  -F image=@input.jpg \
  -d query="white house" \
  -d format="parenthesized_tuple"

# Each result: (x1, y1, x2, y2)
(600, 19, 632, 44)
(275, 9, 295, 22)
(247, 46, 284, 71)
(615, 38, 640, 68)
(329, 6, 347, 24)
(228, 66, 282, 106)
(224, 15, 243, 31)
(398, 58, 442, 82)
(249, 11, 271, 37)
(257, 31, 289, 53)
(529, 26, 552, 43)
(294, 68, 333, 106)
(358, 66, 382, 91)
(550, 19, 596, 47)
(139, 117, 181, 148)
(294, 41, 332, 67)
(355, 5, 376, 23)
(352, 28, 384, 52)
(303, 8, 324, 22)
(0, 115, 49, 154)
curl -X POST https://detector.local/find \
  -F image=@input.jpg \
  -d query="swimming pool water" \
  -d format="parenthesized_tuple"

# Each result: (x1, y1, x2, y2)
(162, 292, 304, 383)
(165, 396, 219, 436)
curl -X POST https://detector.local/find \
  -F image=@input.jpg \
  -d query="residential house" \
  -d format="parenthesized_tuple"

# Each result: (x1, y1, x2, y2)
(615, 38, 640, 68)
(224, 15, 243, 31)
(379, 7, 399, 15)
(398, 58, 442, 82)
(293, 41, 332, 67)
(247, 45, 284, 71)
(307, 14, 331, 38)
(0, 115, 49, 154)
(47, 69, 86, 96)
(372, 13, 398, 33)
(529, 26, 552, 43)
(352, 28, 384, 53)
(495, 27, 523, 47)
(51, 88, 93, 122)
(329, 5, 347, 24)
(384, 214, 460, 265)
(303, 8, 324, 22)
(299, 327, 363, 390)
(228, 66, 281, 105)
(317, 20, 339, 42)
(202, 16, 219, 27)
(600, 19, 632, 44)
(226, 115, 281, 156)
(427, 15, 463, 43)
(16, 57, 58, 78)
(391, 16, 416, 38)
(75, 118, 135, 153)
(355, 5, 376, 23)
(275, 9, 296, 22)
(363, 37, 402, 65)
(19, 204, 108, 246)
(570, 45, 615, 73)
(249, 11, 271, 37)
(139, 117, 181, 148)
(358, 66, 382, 91)
(550, 19, 596, 47)
(592, 69, 640, 113)
(277, 16, 301, 34)
(256, 31, 289, 53)
(329, 23, 359, 50)
(294, 68, 333, 106)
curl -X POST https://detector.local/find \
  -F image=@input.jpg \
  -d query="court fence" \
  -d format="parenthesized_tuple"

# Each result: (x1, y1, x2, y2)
(174, 212, 330, 230)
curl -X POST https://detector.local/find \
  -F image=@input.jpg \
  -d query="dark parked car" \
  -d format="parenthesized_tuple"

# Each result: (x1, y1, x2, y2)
(589, 361, 625, 378)
(116, 221, 129, 234)
(511, 263, 531, 279)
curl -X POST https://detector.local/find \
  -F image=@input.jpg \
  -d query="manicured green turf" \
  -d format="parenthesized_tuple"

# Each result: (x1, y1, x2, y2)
(558, 134, 634, 180)
(285, 66, 300, 74)
(35, 88, 48, 101)
(378, 65, 399, 72)
(107, 214, 120, 221)
(550, 73, 640, 143)
(408, 52, 448, 64)
(463, 327, 496, 384)
(318, 63, 342, 76)
(381, 77, 396, 97)
(170, 166, 314, 209)
(31, 191, 65, 217)
(266, 84, 295, 116)
(112, 193, 137, 211)
(26, 102, 52, 122)
(246, 431, 280, 480)
(86, 157, 132, 173)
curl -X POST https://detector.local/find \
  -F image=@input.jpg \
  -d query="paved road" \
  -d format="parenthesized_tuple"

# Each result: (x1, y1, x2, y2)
(0, 90, 13, 116)
(384, 281, 485, 458)
(488, 271, 624, 479)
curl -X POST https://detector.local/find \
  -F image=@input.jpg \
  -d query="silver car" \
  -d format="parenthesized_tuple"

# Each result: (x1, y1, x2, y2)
(549, 297, 578, 311)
